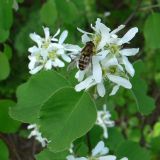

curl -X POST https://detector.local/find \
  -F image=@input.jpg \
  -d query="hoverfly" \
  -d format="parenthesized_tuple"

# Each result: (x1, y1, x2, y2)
(68, 41, 95, 71)
(78, 41, 95, 70)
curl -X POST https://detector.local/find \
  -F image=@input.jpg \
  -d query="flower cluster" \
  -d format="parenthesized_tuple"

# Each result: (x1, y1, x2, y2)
(66, 141, 128, 160)
(96, 104, 115, 139)
(74, 18, 139, 97)
(27, 124, 50, 147)
(28, 27, 72, 74)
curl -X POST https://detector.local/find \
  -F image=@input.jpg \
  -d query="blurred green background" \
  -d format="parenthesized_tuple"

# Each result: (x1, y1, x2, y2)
(0, 0, 160, 159)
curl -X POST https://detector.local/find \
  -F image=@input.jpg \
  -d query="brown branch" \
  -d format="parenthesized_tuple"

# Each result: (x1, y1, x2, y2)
(86, 132, 92, 154)
(123, 0, 143, 25)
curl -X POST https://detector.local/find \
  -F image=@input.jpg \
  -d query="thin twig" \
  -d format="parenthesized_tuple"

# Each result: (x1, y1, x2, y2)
(0, 133, 21, 160)
(7, 135, 21, 160)
(86, 132, 92, 154)
(123, 0, 143, 25)
(139, 4, 160, 11)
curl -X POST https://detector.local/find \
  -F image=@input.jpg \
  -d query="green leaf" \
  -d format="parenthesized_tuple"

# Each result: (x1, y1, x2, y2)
(144, 13, 160, 49)
(0, 0, 13, 30)
(131, 60, 155, 115)
(0, 140, 9, 160)
(0, 53, 10, 81)
(36, 149, 68, 160)
(106, 128, 125, 151)
(15, 11, 42, 55)
(55, 0, 79, 24)
(10, 71, 70, 123)
(116, 141, 151, 160)
(0, 29, 9, 43)
(39, 87, 97, 152)
(0, 100, 21, 133)
(4, 44, 12, 60)
(0, 0, 13, 42)
(40, 0, 57, 26)
(150, 136, 160, 155)
(152, 122, 160, 137)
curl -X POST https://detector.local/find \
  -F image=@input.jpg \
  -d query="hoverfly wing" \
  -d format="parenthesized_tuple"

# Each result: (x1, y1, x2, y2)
(67, 55, 80, 72)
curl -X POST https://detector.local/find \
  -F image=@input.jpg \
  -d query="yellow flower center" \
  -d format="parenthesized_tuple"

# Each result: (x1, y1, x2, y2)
(109, 66, 117, 74)
(48, 50, 57, 60)
(92, 34, 101, 52)
(42, 39, 51, 49)
(88, 157, 97, 160)
(102, 66, 117, 76)
(106, 44, 120, 54)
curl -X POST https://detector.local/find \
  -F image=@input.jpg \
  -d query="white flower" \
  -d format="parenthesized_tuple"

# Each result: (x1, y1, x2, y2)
(104, 11, 111, 17)
(75, 56, 132, 97)
(74, 18, 139, 97)
(28, 27, 72, 74)
(96, 104, 115, 138)
(27, 124, 50, 147)
(66, 155, 87, 160)
(66, 141, 128, 160)
(69, 143, 74, 154)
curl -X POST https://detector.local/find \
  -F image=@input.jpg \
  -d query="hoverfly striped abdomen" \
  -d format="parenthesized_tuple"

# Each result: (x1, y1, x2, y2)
(78, 41, 95, 70)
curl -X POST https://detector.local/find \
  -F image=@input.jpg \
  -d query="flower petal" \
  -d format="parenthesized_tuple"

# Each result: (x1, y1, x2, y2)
(82, 34, 91, 44)
(59, 30, 68, 44)
(109, 85, 120, 96)
(110, 25, 125, 35)
(97, 26, 110, 50)
(30, 33, 42, 48)
(55, 58, 65, 67)
(92, 56, 102, 83)
(97, 50, 109, 60)
(101, 124, 108, 138)
(28, 46, 39, 53)
(120, 48, 139, 56)
(53, 28, 60, 38)
(102, 56, 118, 68)
(43, 27, 50, 40)
(75, 76, 94, 92)
(52, 61, 58, 67)
(65, 44, 81, 54)
(61, 54, 71, 62)
(118, 27, 138, 45)
(51, 43, 64, 49)
(66, 155, 75, 160)
(120, 158, 128, 160)
(122, 56, 135, 77)
(107, 74, 132, 89)
(75, 70, 85, 82)
(92, 141, 105, 156)
(99, 155, 116, 160)
(92, 141, 109, 157)
(45, 60, 52, 70)
(29, 65, 43, 74)
(95, 18, 111, 33)
(28, 56, 36, 70)
(77, 27, 93, 35)
(97, 82, 106, 97)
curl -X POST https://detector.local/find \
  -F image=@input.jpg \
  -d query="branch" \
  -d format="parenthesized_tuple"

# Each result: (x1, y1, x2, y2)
(123, 0, 143, 25)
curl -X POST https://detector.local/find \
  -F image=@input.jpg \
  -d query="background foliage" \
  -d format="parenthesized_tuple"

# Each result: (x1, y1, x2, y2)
(0, 0, 160, 160)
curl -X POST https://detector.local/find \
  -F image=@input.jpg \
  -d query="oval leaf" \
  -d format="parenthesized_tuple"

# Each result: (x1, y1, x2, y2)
(144, 13, 160, 49)
(10, 71, 70, 123)
(0, 140, 9, 160)
(40, 0, 57, 26)
(0, 53, 10, 80)
(36, 149, 68, 160)
(39, 87, 97, 152)
(131, 60, 155, 115)
(0, 100, 21, 133)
